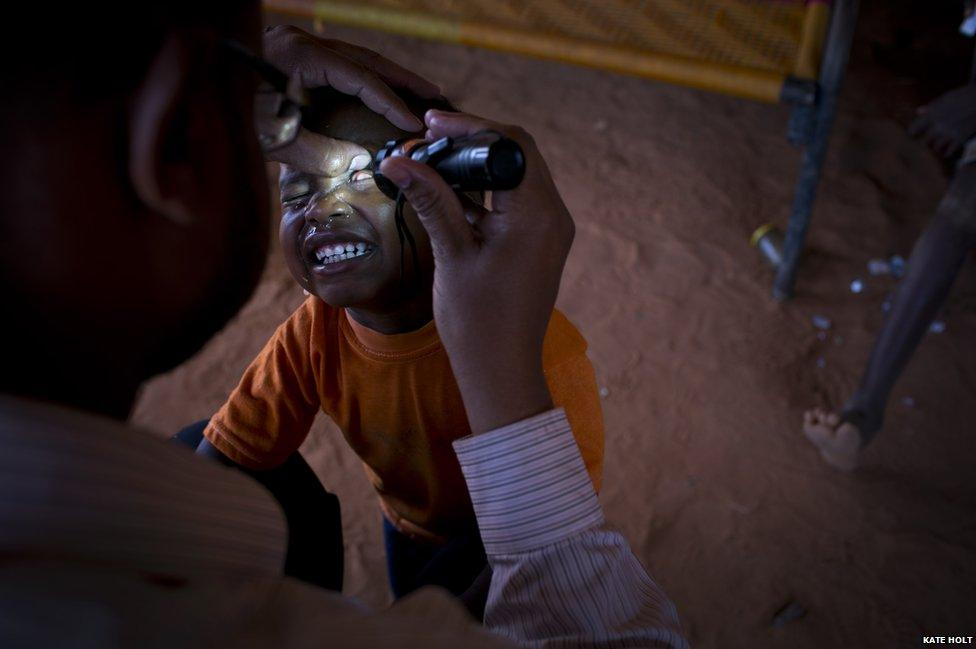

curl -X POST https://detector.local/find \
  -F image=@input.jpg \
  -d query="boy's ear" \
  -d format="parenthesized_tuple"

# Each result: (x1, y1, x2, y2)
(128, 28, 210, 225)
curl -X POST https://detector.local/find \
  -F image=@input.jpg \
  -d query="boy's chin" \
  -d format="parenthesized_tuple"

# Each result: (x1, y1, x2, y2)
(305, 282, 373, 309)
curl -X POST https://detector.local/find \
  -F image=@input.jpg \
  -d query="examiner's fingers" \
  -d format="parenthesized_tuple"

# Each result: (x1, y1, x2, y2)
(315, 52, 423, 132)
(379, 156, 473, 259)
(264, 26, 423, 132)
(424, 110, 545, 176)
(459, 194, 490, 227)
(320, 39, 441, 100)
(424, 110, 512, 140)
(267, 130, 369, 177)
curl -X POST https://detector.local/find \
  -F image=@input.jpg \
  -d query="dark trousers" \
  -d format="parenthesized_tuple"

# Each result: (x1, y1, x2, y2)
(175, 421, 491, 617)
(383, 517, 491, 620)
(173, 420, 343, 592)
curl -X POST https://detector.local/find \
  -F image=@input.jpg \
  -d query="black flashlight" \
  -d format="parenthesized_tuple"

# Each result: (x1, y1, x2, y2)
(373, 131, 525, 200)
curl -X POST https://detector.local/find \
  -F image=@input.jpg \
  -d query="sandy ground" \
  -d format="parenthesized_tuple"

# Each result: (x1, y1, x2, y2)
(133, 4, 976, 647)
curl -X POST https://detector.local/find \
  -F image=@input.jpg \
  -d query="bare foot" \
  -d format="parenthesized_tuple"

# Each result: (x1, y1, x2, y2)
(802, 408, 861, 471)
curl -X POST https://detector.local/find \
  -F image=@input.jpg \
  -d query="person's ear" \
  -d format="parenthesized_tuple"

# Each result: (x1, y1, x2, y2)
(128, 28, 209, 225)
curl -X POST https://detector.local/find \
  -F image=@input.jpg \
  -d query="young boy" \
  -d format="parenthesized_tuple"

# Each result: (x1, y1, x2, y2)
(201, 88, 605, 609)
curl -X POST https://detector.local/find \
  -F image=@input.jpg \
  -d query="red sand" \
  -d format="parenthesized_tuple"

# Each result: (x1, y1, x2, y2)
(133, 7, 976, 647)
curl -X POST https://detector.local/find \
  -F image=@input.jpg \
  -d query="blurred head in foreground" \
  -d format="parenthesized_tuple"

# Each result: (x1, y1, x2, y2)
(0, 2, 268, 416)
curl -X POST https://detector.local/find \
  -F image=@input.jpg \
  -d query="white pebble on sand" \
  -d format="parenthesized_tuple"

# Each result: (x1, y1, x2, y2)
(812, 315, 832, 330)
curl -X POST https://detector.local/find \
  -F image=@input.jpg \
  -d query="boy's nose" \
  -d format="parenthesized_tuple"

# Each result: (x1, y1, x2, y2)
(305, 193, 351, 226)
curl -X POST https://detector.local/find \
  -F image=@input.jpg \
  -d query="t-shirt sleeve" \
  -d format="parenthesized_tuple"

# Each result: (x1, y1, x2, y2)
(542, 310, 605, 492)
(204, 301, 321, 470)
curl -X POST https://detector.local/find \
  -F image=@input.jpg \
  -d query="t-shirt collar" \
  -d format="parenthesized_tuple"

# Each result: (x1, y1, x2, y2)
(341, 309, 441, 357)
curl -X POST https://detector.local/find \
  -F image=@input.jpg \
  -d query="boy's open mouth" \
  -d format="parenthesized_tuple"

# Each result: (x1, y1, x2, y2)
(302, 229, 378, 274)
(312, 241, 375, 266)
(301, 224, 379, 275)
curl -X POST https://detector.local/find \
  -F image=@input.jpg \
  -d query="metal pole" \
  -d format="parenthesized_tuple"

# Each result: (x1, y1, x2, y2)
(970, 38, 976, 82)
(773, 0, 860, 301)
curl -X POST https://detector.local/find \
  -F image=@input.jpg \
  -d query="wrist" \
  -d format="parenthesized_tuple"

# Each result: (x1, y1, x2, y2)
(450, 355, 553, 435)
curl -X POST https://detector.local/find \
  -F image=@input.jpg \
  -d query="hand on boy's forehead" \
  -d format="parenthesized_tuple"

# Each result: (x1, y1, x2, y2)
(270, 129, 372, 178)
(270, 89, 415, 188)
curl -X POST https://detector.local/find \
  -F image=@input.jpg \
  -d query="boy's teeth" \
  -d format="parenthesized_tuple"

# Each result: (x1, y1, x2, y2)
(314, 242, 373, 265)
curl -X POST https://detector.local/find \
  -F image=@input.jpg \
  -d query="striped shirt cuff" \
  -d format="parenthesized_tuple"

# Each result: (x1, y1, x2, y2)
(453, 408, 605, 555)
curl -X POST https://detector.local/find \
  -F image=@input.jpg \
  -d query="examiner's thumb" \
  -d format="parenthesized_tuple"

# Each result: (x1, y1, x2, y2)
(379, 157, 469, 258)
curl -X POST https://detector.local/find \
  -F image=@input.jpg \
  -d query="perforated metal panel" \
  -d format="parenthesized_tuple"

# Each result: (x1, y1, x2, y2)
(266, 0, 830, 102)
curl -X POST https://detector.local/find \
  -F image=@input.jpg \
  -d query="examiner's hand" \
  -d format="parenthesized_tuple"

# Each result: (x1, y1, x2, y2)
(379, 111, 575, 434)
(264, 26, 439, 130)
(262, 26, 439, 171)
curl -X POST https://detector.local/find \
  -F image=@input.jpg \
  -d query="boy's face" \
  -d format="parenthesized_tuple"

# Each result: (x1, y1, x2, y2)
(278, 102, 432, 308)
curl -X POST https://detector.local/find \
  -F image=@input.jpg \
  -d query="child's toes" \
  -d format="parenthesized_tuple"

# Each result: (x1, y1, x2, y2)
(802, 419, 828, 444)
(810, 408, 832, 426)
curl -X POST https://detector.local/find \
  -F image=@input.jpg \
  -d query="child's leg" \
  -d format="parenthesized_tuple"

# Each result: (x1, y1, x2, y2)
(803, 165, 976, 469)
(271, 452, 344, 592)
(173, 419, 208, 448)
(383, 517, 438, 598)
(173, 419, 344, 592)
(383, 518, 490, 619)
(843, 165, 976, 442)
(417, 532, 490, 620)
(459, 565, 493, 621)
(415, 529, 488, 601)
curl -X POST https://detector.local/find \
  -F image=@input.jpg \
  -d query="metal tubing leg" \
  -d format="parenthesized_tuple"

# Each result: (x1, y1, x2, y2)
(773, 0, 860, 300)
(970, 39, 976, 83)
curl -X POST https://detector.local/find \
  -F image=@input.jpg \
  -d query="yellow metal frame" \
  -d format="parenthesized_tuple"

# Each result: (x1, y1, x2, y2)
(793, 2, 830, 80)
(266, 0, 831, 103)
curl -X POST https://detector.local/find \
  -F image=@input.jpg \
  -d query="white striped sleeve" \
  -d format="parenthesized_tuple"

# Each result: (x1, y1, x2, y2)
(454, 409, 689, 649)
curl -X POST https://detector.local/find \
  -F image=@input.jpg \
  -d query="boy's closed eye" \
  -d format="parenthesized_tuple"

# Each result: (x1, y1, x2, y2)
(280, 153, 382, 209)
(281, 178, 311, 208)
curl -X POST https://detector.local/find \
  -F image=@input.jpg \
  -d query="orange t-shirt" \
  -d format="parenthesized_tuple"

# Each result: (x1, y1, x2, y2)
(205, 298, 604, 543)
